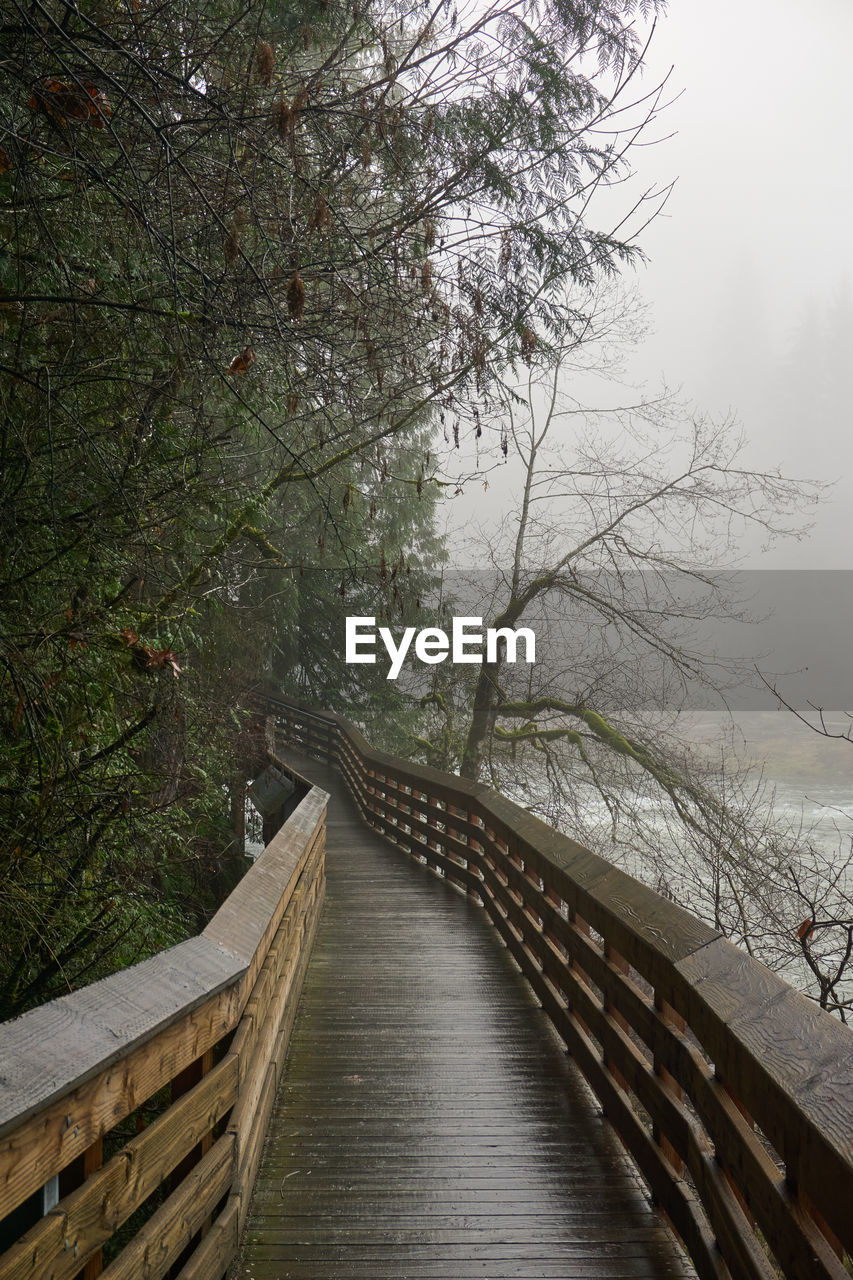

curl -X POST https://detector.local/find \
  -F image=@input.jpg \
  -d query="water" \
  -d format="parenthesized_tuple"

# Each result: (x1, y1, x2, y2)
(677, 709, 853, 856)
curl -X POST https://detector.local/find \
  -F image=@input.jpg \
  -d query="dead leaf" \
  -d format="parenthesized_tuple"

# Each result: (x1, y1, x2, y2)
(144, 646, 182, 675)
(226, 345, 256, 375)
(286, 270, 306, 320)
(29, 79, 111, 127)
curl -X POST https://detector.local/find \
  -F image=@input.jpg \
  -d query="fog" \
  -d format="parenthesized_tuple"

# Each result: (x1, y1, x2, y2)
(446, 0, 853, 571)
(634, 0, 853, 568)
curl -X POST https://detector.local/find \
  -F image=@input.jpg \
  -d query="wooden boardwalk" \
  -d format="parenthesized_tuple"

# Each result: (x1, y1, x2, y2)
(232, 752, 696, 1279)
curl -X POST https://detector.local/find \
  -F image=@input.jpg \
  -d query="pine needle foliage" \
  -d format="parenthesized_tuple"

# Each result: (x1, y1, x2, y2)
(0, 0, 665, 1012)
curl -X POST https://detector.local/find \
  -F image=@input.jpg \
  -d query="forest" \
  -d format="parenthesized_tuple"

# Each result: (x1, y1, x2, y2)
(2, 0, 851, 1024)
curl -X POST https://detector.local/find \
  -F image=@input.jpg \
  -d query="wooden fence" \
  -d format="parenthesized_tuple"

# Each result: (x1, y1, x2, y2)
(262, 692, 853, 1280)
(0, 752, 327, 1280)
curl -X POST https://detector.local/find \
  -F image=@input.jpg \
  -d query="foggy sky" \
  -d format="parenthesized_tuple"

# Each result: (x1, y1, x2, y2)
(447, 0, 853, 570)
(626, 0, 853, 568)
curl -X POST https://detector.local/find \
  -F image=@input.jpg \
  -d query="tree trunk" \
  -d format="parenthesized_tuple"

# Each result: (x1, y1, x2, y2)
(459, 664, 500, 779)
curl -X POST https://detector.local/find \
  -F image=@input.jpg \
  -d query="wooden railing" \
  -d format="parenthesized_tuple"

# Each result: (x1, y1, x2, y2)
(0, 752, 327, 1280)
(262, 692, 853, 1280)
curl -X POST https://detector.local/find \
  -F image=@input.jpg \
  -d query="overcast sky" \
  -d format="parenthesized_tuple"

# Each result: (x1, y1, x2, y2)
(447, 0, 853, 569)
(623, 0, 853, 567)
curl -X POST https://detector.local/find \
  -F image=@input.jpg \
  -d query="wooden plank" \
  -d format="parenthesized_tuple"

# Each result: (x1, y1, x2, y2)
(164, 864, 323, 1280)
(261, 702, 853, 1280)
(371, 798, 471, 869)
(234, 844, 324, 1095)
(529, 938, 774, 1280)
(368, 776, 484, 845)
(235, 834, 323, 1076)
(0, 771, 326, 1232)
(81, 1138, 104, 1280)
(236, 751, 696, 1280)
(173, 1198, 238, 1280)
(653, 1029, 849, 1280)
(0, 1055, 238, 1280)
(0, 978, 243, 1221)
(262, 695, 723, 987)
(257, 693, 484, 807)
(269, 881, 323, 1084)
(495, 878, 849, 1278)
(236, 1063, 276, 1232)
(0, 935, 242, 1140)
(172, 881, 324, 1280)
(476, 857, 847, 1279)
(473, 881, 724, 1280)
(96, 1133, 235, 1280)
(363, 805, 480, 892)
(203, 802, 325, 975)
(675, 936, 853, 1259)
(224, 855, 323, 1095)
(229, 924, 305, 1164)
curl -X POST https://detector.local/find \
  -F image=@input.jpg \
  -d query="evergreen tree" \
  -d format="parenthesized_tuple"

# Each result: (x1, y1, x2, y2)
(0, 0, 666, 1012)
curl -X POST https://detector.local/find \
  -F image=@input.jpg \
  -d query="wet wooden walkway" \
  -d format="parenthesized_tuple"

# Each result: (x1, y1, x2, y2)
(232, 752, 696, 1279)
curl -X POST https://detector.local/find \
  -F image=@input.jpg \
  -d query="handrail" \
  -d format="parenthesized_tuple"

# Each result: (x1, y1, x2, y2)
(0, 750, 327, 1280)
(260, 691, 853, 1280)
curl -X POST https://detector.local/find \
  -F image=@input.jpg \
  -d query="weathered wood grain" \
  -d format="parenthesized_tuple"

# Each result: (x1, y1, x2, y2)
(0, 1054, 238, 1280)
(675, 936, 853, 1257)
(233, 749, 695, 1280)
(257, 696, 853, 1280)
(0, 936, 241, 1140)
(0, 976, 242, 1222)
(168, 864, 324, 1280)
(0, 763, 328, 1280)
(174, 1199, 239, 1280)
(97, 1132, 235, 1280)
(0, 783, 326, 1163)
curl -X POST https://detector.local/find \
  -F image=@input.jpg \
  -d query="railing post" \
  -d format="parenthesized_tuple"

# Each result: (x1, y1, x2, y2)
(397, 782, 412, 851)
(715, 1074, 756, 1229)
(603, 944, 630, 1095)
(374, 772, 386, 835)
(246, 694, 853, 1280)
(460, 807, 482, 895)
(501, 841, 525, 943)
(490, 831, 510, 894)
(170, 1048, 215, 1190)
(542, 881, 568, 981)
(567, 909, 592, 1037)
(467, 814, 485, 903)
(426, 793, 441, 855)
(81, 1139, 103, 1280)
(412, 789, 427, 856)
(58, 1137, 104, 1279)
(543, 881, 563, 936)
(522, 859, 542, 928)
(443, 801, 464, 884)
(653, 992, 685, 1178)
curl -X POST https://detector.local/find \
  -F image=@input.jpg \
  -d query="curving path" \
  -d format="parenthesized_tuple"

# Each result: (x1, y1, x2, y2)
(231, 751, 695, 1279)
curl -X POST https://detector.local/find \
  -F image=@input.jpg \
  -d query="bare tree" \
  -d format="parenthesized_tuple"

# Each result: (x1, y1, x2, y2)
(444, 329, 820, 786)
(408, 317, 853, 1013)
